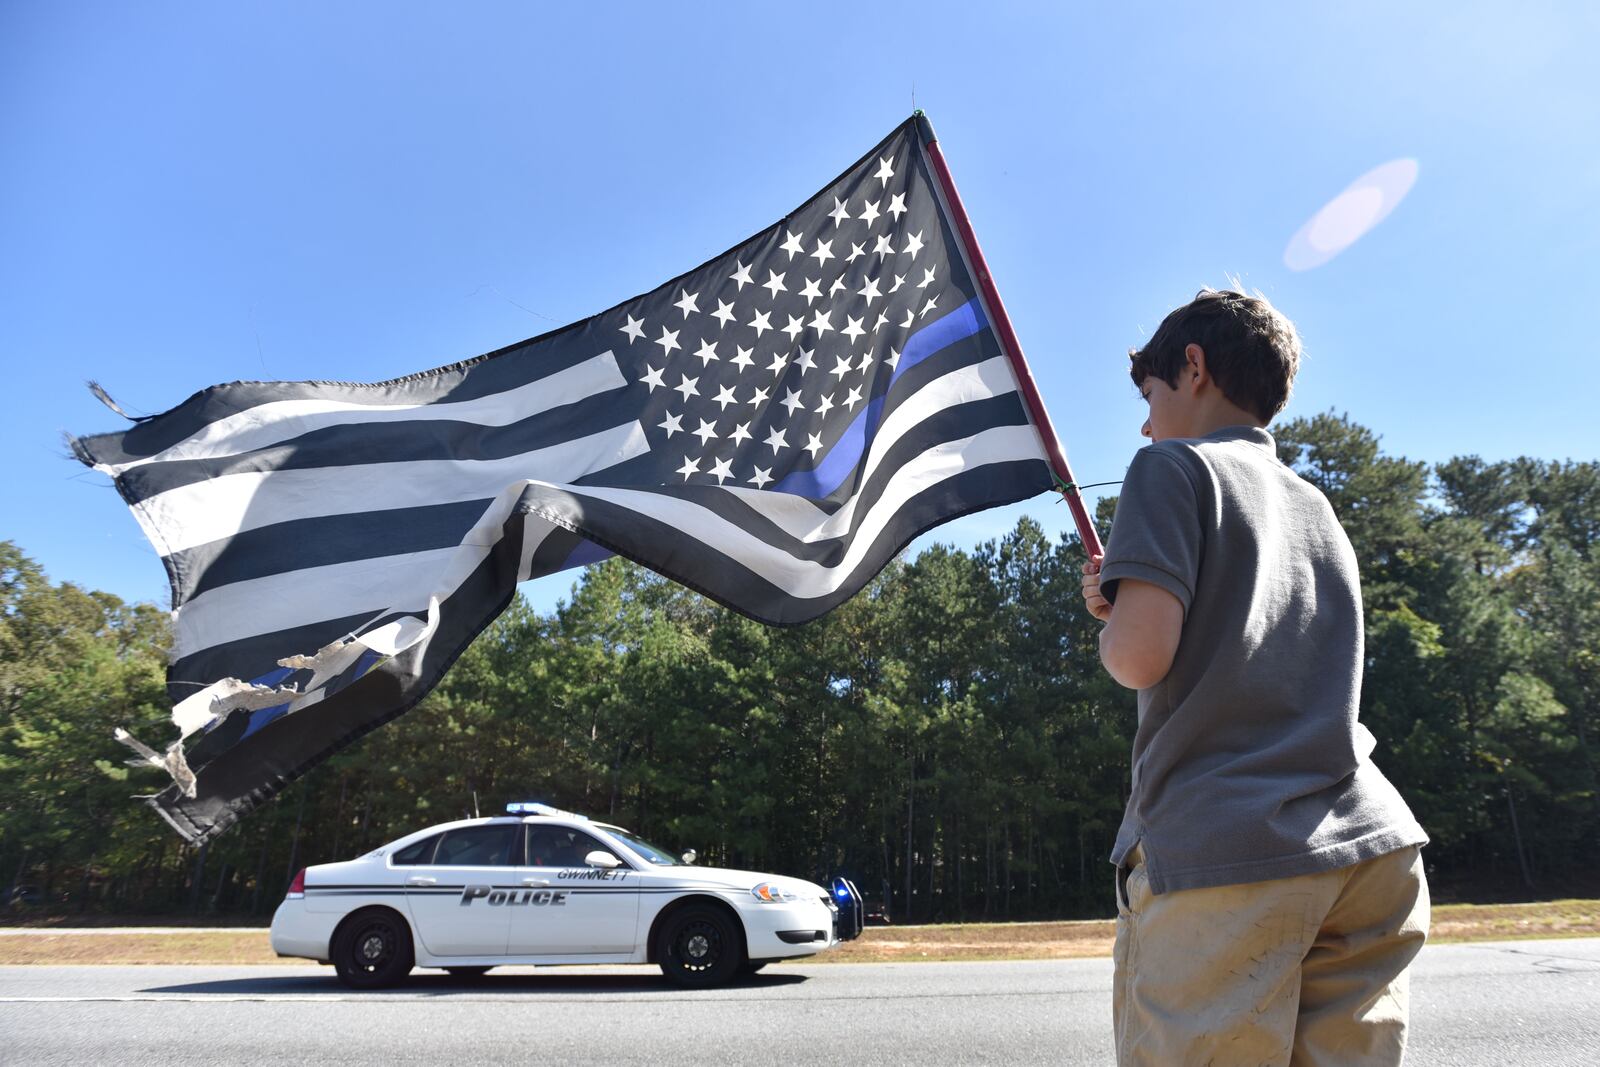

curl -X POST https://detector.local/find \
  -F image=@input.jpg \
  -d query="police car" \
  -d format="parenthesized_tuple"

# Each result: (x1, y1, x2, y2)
(271, 803, 863, 988)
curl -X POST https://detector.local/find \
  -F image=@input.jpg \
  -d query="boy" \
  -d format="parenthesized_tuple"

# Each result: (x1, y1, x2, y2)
(1080, 289, 1429, 1066)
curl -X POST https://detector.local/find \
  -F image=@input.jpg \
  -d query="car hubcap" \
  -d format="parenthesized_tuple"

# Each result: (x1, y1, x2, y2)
(676, 920, 721, 971)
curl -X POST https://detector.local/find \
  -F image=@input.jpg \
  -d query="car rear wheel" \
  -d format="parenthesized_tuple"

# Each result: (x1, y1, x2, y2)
(332, 908, 414, 989)
(445, 966, 494, 979)
(657, 905, 741, 988)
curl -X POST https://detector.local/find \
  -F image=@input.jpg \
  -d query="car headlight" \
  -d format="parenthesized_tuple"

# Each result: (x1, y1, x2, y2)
(750, 882, 803, 904)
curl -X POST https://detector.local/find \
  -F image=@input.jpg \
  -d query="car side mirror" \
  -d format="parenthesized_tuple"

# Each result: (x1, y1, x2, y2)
(680, 849, 697, 865)
(585, 850, 622, 869)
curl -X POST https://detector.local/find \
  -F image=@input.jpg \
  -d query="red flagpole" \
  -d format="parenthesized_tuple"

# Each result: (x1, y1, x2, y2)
(914, 113, 1105, 559)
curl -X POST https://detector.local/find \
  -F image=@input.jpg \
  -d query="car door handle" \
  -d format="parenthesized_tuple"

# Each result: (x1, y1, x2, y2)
(522, 878, 550, 887)
(406, 876, 437, 887)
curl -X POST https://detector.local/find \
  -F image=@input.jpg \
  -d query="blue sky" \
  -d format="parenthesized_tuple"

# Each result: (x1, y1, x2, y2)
(3, 2, 1596, 614)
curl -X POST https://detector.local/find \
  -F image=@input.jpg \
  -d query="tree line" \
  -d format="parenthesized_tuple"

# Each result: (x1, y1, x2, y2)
(1, 411, 1596, 920)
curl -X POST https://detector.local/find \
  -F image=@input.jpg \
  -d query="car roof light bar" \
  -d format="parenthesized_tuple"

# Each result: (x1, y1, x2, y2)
(505, 801, 587, 820)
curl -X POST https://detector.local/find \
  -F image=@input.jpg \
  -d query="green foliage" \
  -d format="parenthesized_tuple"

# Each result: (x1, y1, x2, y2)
(1, 416, 1596, 916)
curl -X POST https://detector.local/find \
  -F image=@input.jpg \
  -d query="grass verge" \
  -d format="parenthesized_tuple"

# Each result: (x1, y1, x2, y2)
(1, 900, 1594, 966)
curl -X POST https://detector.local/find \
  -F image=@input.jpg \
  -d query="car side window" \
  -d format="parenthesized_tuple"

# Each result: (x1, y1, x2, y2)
(391, 835, 440, 866)
(432, 825, 517, 867)
(524, 826, 616, 868)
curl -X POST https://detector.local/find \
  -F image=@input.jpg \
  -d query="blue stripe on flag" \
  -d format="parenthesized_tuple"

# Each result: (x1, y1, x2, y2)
(240, 702, 289, 740)
(560, 537, 614, 571)
(773, 299, 987, 498)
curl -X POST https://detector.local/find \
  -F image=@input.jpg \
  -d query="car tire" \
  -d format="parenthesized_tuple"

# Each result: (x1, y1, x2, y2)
(657, 904, 742, 989)
(445, 966, 494, 979)
(332, 908, 415, 989)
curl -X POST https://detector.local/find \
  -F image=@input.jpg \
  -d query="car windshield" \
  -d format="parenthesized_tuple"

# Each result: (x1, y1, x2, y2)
(603, 826, 683, 866)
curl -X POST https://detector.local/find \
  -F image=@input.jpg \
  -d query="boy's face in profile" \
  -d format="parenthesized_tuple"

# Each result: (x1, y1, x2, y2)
(1137, 374, 1185, 442)
(1136, 342, 1204, 442)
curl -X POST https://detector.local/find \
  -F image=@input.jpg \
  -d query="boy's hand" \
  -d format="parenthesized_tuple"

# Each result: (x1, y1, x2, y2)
(1081, 556, 1112, 622)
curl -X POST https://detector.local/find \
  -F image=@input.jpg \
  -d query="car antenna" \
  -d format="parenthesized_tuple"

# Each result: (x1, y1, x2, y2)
(472, 791, 480, 819)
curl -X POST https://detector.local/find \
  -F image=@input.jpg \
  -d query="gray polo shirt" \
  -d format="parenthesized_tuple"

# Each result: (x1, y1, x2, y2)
(1099, 425, 1426, 895)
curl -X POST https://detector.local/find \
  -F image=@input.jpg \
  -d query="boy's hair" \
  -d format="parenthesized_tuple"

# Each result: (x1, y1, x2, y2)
(1129, 288, 1301, 422)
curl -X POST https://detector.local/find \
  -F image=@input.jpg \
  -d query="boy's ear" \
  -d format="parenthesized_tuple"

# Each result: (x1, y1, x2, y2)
(1183, 343, 1209, 391)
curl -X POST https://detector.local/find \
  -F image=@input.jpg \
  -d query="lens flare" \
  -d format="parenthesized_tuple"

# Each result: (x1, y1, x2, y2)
(1284, 159, 1418, 271)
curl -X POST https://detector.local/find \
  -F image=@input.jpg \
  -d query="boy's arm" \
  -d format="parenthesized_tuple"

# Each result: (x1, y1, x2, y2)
(1082, 560, 1184, 690)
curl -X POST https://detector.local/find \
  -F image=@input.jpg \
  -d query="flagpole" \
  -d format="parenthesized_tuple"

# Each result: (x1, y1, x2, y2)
(913, 113, 1105, 560)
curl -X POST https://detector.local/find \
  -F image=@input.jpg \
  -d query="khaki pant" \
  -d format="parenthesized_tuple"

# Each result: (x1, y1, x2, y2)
(1113, 844, 1428, 1066)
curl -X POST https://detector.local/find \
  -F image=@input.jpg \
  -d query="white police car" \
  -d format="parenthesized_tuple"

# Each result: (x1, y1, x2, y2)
(271, 803, 862, 988)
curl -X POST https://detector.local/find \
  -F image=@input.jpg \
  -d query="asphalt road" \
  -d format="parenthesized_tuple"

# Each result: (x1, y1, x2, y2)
(1, 939, 1596, 1065)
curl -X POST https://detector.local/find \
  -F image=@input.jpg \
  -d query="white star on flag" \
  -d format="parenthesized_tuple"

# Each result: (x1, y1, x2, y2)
(674, 373, 700, 400)
(676, 455, 700, 480)
(694, 339, 720, 366)
(693, 418, 719, 445)
(658, 411, 683, 437)
(780, 388, 805, 415)
(748, 466, 773, 488)
(828, 197, 852, 227)
(655, 327, 681, 355)
(762, 270, 787, 298)
(874, 156, 895, 185)
(674, 289, 700, 318)
(780, 230, 806, 259)
(621, 314, 646, 343)
(640, 365, 666, 391)
(729, 262, 754, 289)
(713, 384, 738, 410)
(712, 299, 737, 327)
(731, 345, 755, 371)
(764, 426, 788, 454)
(708, 457, 734, 485)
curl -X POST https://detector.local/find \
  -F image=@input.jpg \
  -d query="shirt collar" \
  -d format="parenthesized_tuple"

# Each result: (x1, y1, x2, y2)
(1200, 424, 1276, 451)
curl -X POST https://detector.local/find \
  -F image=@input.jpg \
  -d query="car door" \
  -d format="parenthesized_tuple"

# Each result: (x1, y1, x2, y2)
(402, 823, 518, 957)
(507, 823, 640, 955)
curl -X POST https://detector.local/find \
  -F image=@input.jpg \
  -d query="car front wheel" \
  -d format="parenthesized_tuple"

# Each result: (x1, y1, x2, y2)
(657, 905, 741, 988)
(332, 908, 415, 989)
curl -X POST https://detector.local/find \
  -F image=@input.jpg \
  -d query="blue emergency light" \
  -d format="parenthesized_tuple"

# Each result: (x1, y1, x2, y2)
(505, 801, 586, 819)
